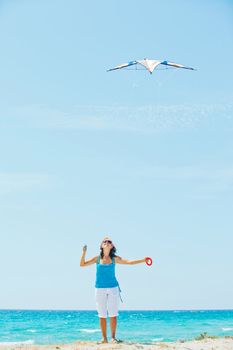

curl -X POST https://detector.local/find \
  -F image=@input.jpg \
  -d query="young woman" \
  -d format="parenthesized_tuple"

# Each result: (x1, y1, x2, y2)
(80, 237, 147, 344)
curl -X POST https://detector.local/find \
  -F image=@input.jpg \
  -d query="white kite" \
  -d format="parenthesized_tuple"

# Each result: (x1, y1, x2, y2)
(107, 58, 195, 74)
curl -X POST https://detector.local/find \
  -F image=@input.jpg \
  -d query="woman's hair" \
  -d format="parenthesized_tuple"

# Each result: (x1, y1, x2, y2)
(100, 243, 117, 259)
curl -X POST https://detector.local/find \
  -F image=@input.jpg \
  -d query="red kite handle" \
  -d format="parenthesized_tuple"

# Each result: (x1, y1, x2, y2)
(146, 257, 153, 266)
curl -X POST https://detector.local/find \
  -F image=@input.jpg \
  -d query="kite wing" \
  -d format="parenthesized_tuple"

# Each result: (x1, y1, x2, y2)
(107, 60, 137, 72)
(160, 60, 195, 70)
(107, 59, 161, 74)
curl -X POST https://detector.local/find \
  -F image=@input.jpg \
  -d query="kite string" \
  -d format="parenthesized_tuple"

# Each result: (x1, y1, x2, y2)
(124, 67, 175, 71)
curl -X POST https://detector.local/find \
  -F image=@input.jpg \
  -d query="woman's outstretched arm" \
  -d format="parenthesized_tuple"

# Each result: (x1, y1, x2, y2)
(115, 256, 146, 265)
(80, 245, 98, 267)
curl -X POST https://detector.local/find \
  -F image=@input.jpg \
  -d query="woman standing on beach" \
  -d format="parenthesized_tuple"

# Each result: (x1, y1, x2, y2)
(80, 237, 148, 344)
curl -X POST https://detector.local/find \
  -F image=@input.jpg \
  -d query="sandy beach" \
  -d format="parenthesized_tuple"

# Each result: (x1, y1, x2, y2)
(0, 338, 233, 350)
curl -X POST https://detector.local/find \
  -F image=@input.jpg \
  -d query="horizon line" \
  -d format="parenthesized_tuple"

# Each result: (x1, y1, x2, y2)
(1, 308, 233, 312)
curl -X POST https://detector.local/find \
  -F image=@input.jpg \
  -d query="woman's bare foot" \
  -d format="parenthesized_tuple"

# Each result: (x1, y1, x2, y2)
(97, 338, 108, 344)
(110, 338, 122, 344)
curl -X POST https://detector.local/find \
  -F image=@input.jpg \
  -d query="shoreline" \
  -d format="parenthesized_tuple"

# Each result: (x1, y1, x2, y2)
(0, 337, 233, 350)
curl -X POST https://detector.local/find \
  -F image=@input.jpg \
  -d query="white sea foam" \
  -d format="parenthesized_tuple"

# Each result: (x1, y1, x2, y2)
(27, 329, 37, 333)
(152, 338, 164, 342)
(78, 328, 101, 333)
(0, 340, 34, 346)
(222, 327, 233, 331)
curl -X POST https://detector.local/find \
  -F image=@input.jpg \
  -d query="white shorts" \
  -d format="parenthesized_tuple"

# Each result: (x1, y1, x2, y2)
(95, 287, 120, 318)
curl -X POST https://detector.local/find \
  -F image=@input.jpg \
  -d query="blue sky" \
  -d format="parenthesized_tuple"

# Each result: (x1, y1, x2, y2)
(0, 0, 233, 310)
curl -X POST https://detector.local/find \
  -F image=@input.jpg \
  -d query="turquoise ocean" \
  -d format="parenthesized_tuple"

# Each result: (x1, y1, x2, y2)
(1, 310, 233, 345)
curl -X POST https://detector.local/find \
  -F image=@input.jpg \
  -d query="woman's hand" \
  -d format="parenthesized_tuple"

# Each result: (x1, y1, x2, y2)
(80, 245, 98, 267)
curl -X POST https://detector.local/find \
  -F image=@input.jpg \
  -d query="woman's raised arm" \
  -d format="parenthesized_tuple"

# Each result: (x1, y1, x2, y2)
(80, 245, 98, 267)
(115, 256, 146, 265)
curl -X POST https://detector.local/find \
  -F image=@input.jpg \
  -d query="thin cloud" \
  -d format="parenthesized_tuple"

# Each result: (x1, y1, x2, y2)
(0, 173, 50, 195)
(6, 103, 233, 133)
(136, 165, 233, 181)
(132, 164, 233, 199)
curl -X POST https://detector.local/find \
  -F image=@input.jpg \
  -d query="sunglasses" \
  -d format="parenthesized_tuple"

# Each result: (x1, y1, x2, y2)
(102, 240, 112, 244)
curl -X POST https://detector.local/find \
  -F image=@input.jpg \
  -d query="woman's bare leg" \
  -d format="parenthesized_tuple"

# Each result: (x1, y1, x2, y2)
(110, 316, 117, 339)
(99, 318, 108, 343)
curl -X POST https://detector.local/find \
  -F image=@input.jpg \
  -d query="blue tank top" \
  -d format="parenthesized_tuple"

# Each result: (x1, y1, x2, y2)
(95, 256, 119, 288)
